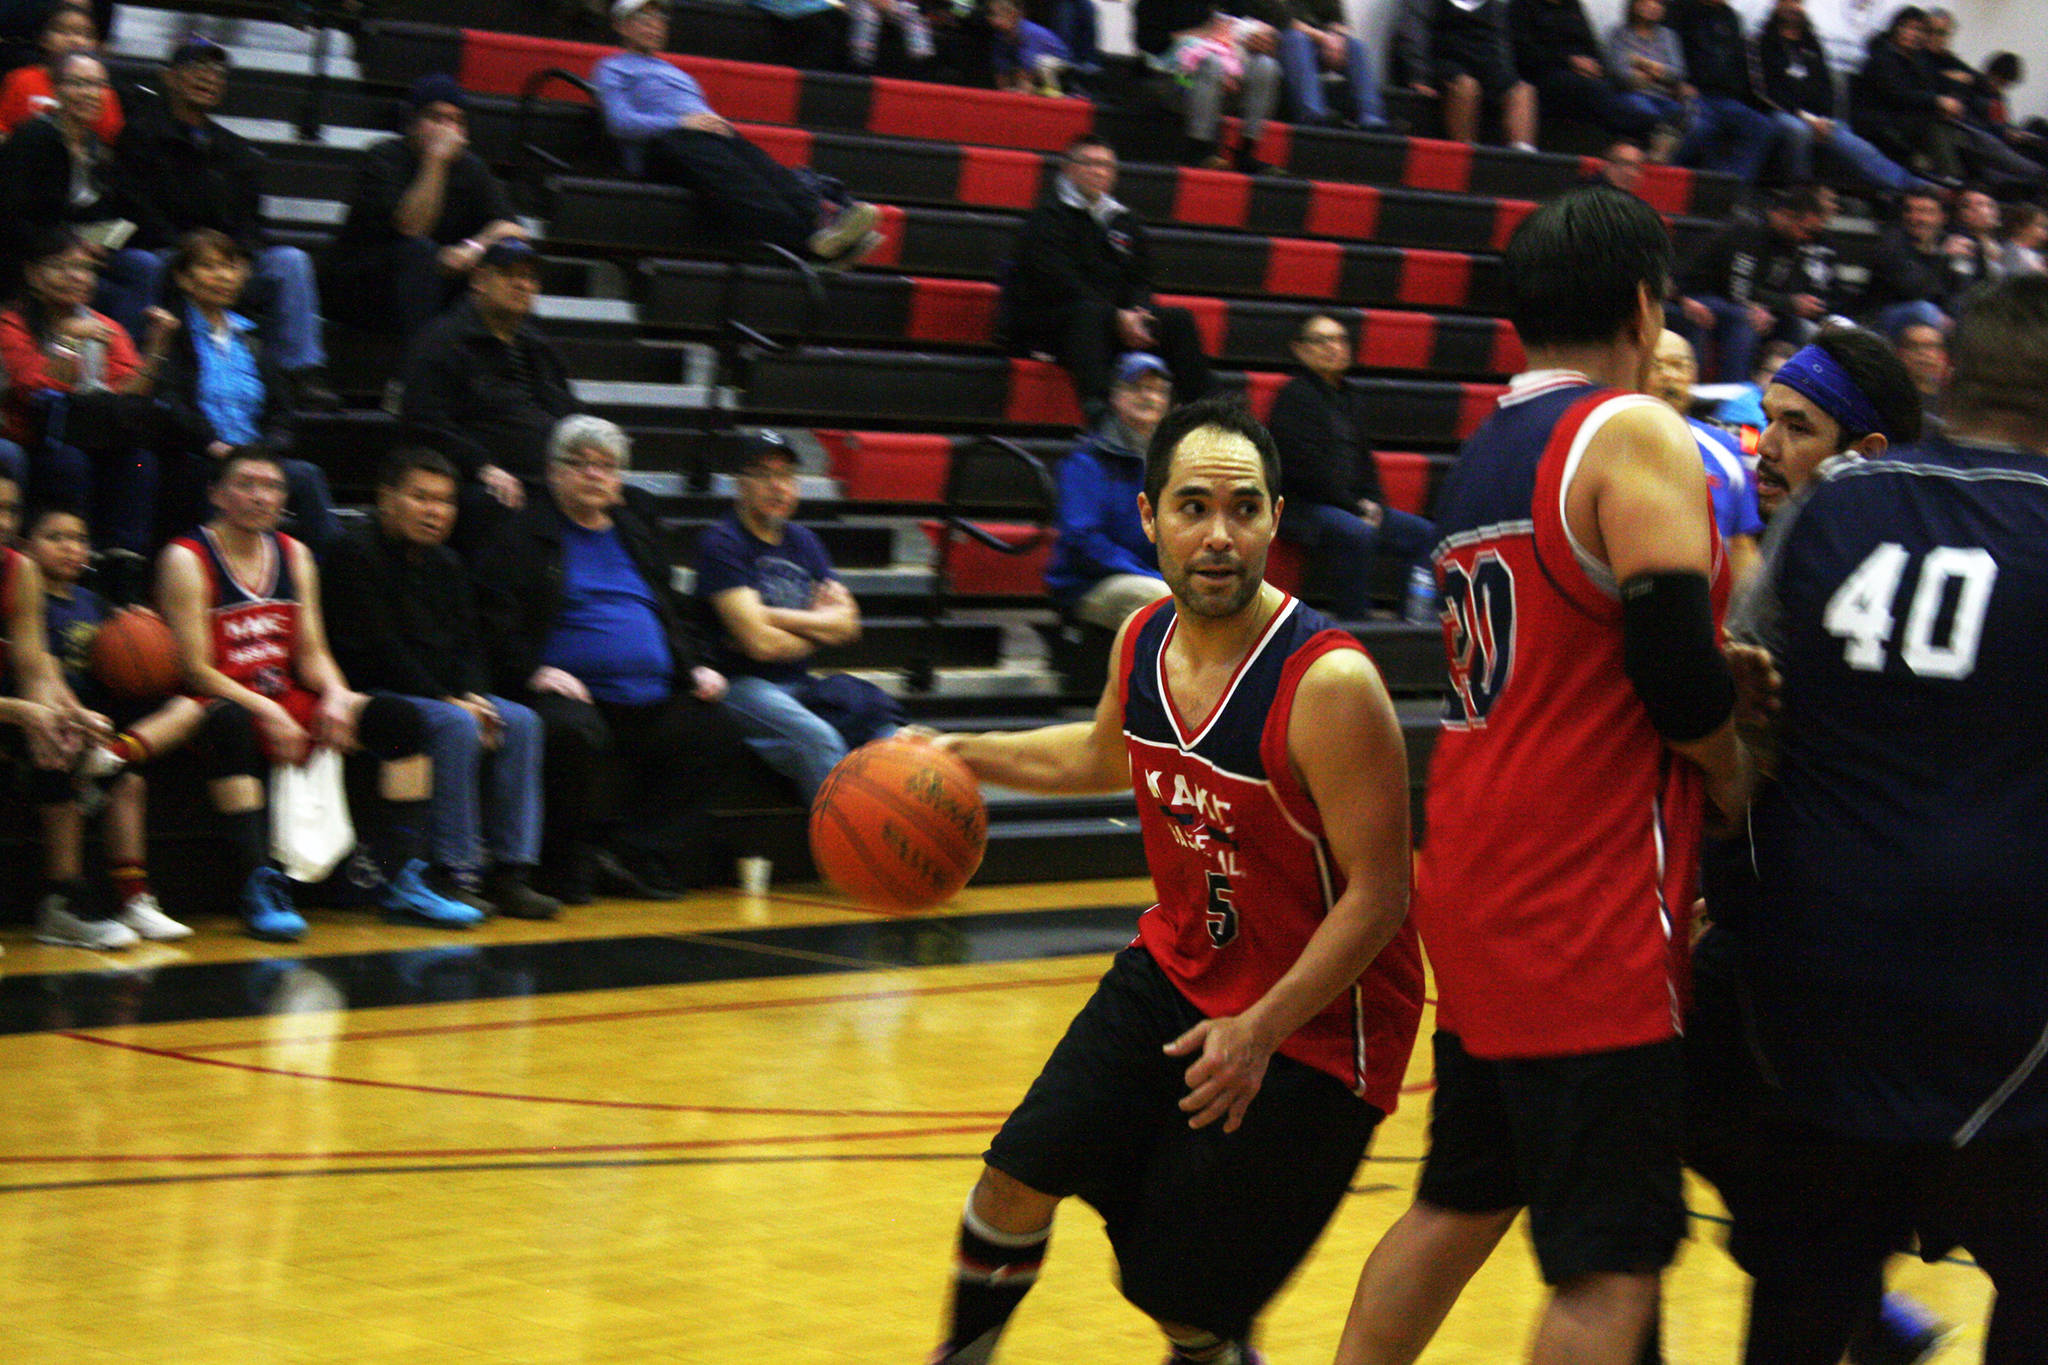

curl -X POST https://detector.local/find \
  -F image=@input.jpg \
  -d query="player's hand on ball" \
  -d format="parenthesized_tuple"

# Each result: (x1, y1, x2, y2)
(1165, 1015, 1272, 1133)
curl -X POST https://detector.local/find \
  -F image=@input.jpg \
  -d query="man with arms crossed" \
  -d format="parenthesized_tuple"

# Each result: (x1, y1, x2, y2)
(918, 396, 1424, 1365)
(1333, 186, 1761, 1365)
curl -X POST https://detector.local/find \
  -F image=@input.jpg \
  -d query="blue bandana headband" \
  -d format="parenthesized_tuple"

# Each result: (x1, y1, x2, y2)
(1772, 344, 1890, 443)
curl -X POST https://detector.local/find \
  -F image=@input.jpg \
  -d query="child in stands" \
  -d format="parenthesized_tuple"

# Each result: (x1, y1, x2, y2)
(23, 505, 202, 946)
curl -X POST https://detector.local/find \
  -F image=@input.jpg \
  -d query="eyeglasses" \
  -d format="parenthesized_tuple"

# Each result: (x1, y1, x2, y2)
(1299, 332, 1350, 347)
(555, 457, 622, 475)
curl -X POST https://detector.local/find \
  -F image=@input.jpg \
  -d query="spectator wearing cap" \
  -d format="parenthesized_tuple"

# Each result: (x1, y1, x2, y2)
(399, 238, 580, 557)
(323, 74, 529, 343)
(114, 37, 338, 412)
(1267, 312, 1436, 620)
(0, 3, 122, 143)
(1044, 351, 1171, 628)
(696, 432, 904, 801)
(594, 0, 885, 269)
(0, 49, 157, 332)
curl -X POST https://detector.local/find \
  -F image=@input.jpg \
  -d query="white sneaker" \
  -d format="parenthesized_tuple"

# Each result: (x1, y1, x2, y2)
(36, 897, 140, 950)
(118, 893, 193, 942)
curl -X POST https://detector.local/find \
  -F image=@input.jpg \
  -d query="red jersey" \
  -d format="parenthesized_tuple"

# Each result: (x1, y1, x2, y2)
(1417, 375, 1728, 1060)
(175, 527, 316, 726)
(0, 545, 23, 677)
(1120, 594, 1425, 1111)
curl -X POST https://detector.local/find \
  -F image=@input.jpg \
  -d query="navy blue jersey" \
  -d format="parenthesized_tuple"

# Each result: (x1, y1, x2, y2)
(1714, 436, 2048, 1144)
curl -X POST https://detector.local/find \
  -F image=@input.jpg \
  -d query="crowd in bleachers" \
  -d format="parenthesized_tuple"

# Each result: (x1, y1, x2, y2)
(0, 0, 2038, 956)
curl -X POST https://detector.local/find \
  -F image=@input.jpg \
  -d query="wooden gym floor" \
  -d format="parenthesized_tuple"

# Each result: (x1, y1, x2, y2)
(0, 878, 1994, 1363)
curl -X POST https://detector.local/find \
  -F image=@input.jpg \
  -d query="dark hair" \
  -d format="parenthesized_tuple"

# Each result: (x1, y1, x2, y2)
(1985, 51, 2023, 84)
(24, 502, 86, 535)
(1624, 0, 1663, 25)
(1885, 6, 1926, 38)
(16, 227, 92, 343)
(1946, 274, 2048, 434)
(169, 227, 250, 282)
(2002, 201, 2046, 238)
(377, 446, 459, 490)
(42, 3, 94, 37)
(1142, 395, 1282, 509)
(1808, 325, 1923, 448)
(1899, 186, 1945, 216)
(1295, 310, 1347, 342)
(1772, 2, 1811, 39)
(211, 443, 285, 487)
(1502, 187, 1671, 350)
(1064, 134, 1113, 161)
(1769, 183, 1830, 217)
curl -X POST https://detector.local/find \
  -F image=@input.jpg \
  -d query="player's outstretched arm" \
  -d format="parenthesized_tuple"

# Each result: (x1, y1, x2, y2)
(1587, 401, 1759, 820)
(934, 612, 1137, 795)
(1167, 648, 1411, 1132)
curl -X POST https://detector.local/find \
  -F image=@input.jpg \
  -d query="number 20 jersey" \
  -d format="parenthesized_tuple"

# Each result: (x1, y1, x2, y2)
(1120, 594, 1425, 1112)
(1417, 373, 1727, 1061)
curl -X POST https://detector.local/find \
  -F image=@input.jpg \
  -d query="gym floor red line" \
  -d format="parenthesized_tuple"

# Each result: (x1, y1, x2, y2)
(168, 970, 1104, 1054)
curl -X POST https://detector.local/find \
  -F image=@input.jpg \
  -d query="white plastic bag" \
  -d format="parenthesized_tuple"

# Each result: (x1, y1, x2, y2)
(270, 748, 356, 884)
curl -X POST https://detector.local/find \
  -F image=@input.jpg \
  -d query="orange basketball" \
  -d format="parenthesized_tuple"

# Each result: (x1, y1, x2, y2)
(89, 609, 182, 699)
(809, 739, 988, 911)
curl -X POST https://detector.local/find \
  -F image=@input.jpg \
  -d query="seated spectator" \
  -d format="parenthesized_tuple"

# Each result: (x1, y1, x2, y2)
(1649, 328, 1762, 584)
(1583, 136, 1647, 192)
(1849, 8, 1964, 184)
(1888, 317, 1948, 427)
(154, 230, 339, 554)
(595, 0, 883, 268)
(1034, 0, 1100, 78)
(1758, 0, 1930, 196)
(400, 239, 580, 557)
(323, 75, 530, 344)
(1978, 52, 2048, 174)
(1666, 0, 1778, 181)
(157, 446, 484, 941)
(696, 432, 904, 801)
(988, 0, 1071, 96)
(1508, 0, 1661, 145)
(1133, 0, 1283, 170)
(1000, 136, 1210, 418)
(1268, 312, 1436, 621)
(0, 3, 120, 141)
(0, 230, 175, 555)
(1922, 10, 2046, 190)
(0, 51, 156, 331)
(1952, 184, 2005, 273)
(22, 503, 202, 946)
(847, 0, 934, 72)
(1394, 0, 1536, 149)
(1859, 187, 1983, 334)
(1044, 352, 1170, 627)
(114, 39, 338, 411)
(1999, 201, 2047, 276)
(476, 416, 755, 904)
(322, 447, 560, 920)
(1604, 0, 1689, 157)
(1675, 183, 1837, 384)
(1277, 0, 1387, 130)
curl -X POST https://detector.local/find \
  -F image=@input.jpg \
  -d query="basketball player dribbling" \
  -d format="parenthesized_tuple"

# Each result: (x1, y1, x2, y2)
(912, 396, 1425, 1365)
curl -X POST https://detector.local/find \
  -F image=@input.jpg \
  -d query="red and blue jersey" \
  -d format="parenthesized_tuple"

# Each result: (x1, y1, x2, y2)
(174, 527, 313, 718)
(1120, 593, 1425, 1111)
(1417, 372, 1728, 1061)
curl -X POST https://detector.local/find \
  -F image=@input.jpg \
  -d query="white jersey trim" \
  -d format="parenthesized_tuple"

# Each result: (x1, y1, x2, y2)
(1498, 368, 1594, 409)
(1156, 595, 1300, 752)
(1556, 393, 1667, 599)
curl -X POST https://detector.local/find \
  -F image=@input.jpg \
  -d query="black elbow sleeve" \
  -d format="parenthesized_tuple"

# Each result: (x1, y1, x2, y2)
(1620, 571, 1736, 744)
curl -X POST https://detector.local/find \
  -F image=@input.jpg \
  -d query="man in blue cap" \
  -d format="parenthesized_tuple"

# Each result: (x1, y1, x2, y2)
(1045, 351, 1173, 629)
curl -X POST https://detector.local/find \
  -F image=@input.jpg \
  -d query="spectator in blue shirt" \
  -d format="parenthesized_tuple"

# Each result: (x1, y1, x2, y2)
(1044, 352, 1171, 628)
(594, 0, 885, 269)
(697, 431, 903, 800)
(988, 0, 1071, 96)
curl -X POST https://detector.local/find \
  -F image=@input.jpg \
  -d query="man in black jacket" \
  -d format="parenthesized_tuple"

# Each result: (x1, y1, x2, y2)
(400, 238, 581, 557)
(1675, 183, 1837, 383)
(1849, 8, 1965, 184)
(1267, 312, 1434, 621)
(1507, 0, 1661, 141)
(473, 415, 754, 903)
(323, 447, 559, 920)
(1000, 136, 1211, 417)
(1756, 0, 1929, 195)
(1860, 186, 1984, 335)
(113, 39, 337, 410)
(1665, 0, 1777, 180)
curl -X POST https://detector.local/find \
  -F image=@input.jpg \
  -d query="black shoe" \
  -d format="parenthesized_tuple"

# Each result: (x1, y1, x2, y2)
(422, 865, 497, 916)
(288, 368, 343, 412)
(589, 848, 682, 900)
(484, 866, 562, 921)
(1233, 143, 1270, 176)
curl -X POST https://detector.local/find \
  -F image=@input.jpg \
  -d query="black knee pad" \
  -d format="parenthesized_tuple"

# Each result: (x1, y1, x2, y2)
(199, 700, 265, 778)
(356, 694, 425, 760)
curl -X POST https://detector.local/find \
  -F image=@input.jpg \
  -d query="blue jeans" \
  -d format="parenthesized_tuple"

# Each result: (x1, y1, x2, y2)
(1678, 94, 1779, 182)
(1278, 29, 1386, 127)
(1616, 89, 1684, 128)
(1279, 500, 1435, 621)
(1771, 112, 1927, 194)
(403, 694, 545, 874)
(722, 674, 899, 802)
(136, 245, 327, 372)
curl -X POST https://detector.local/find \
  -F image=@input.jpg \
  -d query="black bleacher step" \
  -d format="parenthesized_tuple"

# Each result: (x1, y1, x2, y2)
(1355, 621, 1447, 697)
(822, 618, 1002, 670)
(978, 817, 1149, 885)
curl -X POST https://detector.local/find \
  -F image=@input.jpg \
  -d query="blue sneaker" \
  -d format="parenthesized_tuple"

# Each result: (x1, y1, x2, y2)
(242, 867, 307, 942)
(1849, 1294, 1953, 1365)
(379, 859, 486, 928)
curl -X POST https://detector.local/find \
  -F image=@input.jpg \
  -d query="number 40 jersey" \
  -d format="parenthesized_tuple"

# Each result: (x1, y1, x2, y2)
(1416, 373, 1728, 1063)
(1119, 594, 1425, 1114)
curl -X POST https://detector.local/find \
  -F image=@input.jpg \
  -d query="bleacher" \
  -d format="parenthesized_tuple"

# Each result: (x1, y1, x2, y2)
(6, 0, 1752, 916)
